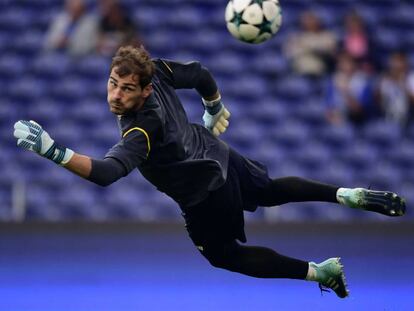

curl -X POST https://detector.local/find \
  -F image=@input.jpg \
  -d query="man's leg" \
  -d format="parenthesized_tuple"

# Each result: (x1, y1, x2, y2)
(203, 240, 308, 279)
(201, 240, 349, 298)
(257, 176, 406, 217)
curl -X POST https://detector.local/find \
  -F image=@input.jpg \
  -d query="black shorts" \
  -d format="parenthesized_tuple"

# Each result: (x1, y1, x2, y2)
(181, 148, 271, 247)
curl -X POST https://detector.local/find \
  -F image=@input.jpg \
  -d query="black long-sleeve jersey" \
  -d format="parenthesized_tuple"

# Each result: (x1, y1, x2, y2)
(104, 59, 229, 207)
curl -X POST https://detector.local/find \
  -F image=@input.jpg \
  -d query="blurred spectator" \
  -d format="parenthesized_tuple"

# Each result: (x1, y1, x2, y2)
(97, 0, 141, 56)
(284, 10, 337, 77)
(44, 0, 98, 56)
(325, 53, 376, 126)
(341, 12, 374, 71)
(377, 52, 414, 127)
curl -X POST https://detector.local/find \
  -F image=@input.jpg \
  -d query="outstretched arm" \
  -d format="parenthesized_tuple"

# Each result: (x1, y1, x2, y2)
(158, 60, 231, 136)
(13, 120, 126, 186)
(63, 153, 91, 178)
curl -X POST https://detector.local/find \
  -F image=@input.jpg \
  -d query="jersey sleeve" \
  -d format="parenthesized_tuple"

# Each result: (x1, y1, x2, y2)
(104, 111, 160, 174)
(154, 59, 218, 97)
(104, 129, 150, 174)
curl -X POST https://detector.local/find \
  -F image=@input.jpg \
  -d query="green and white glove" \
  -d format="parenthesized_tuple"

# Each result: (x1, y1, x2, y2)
(202, 95, 230, 137)
(13, 120, 74, 165)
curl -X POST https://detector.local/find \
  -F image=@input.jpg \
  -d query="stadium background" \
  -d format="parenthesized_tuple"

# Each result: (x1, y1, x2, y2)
(0, 0, 413, 310)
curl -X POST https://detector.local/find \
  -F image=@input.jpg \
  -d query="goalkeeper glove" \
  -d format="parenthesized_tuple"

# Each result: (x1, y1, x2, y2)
(13, 120, 74, 165)
(202, 95, 230, 137)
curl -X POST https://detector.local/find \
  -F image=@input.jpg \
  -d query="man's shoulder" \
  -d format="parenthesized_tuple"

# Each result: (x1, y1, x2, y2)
(152, 58, 174, 82)
(119, 104, 163, 138)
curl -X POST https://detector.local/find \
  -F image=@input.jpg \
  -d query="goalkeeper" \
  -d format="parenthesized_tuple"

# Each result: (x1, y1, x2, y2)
(13, 46, 406, 298)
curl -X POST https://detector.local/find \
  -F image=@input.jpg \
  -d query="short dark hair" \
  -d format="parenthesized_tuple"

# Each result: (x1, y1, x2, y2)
(110, 45, 155, 88)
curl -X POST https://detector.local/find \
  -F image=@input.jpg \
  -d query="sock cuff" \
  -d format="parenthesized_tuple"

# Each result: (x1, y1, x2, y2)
(305, 262, 317, 281)
(336, 187, 350, 205)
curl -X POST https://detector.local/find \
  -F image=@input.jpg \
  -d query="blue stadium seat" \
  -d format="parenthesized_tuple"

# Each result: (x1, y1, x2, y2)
(0, 31, 10, 54)
(0, 99, 18, 123)
(50, 77, 91, 102)
(399, 182, 414, 213)
(272, 75, 313, 101)
(339, 141, 378, 171)
(361, 161, 402, 191)
(70, 55, 111, 80)
(254, 140, 288, 174)
(382, 4, 414, 29)
(312, 6, 345, 28)
(47, 120, 86, 146)
(247, 98, 290, 126)
(225, 119, 264, 153)
(103, 181, 148, 209)
(405, 32, 414, 51)
(10, 30, 44, 56)
(274, 159, 307, 178)
(75, 142, 109, 159)
(313, 160, 356, 187)
(268, 120, 310, 150)
(291, 100, 327, 127)
(8, 75, 46, 101)
(30, 53, 71, 80)
(292, 141, 332, 171)
(279, 3, 306, 29)
(0, 8, 33, 31)
(249, 52, 289, 77)
(55, 184, 101, 219)
(88, 121, 121, 148)
(0, 54, 27, 79)
(133, 7, 170, 36)
(206, 52, 246, 76)
(373, 27, 404, 52)
(17, 0, 61, 8)
(165, 6, 204, 30)
(25, 98, 65, 125)
(67, 97, 110, 128)
(317, 123, 356, 151)
(39, 169, 79, 188)
(225, 74, 268, 100)
(145, 31, 181, 57)
(362, 121, 401, 151)
(26, 184, 56, 210)
(183, 30, 224, 56)
(385, 140, 414, 171)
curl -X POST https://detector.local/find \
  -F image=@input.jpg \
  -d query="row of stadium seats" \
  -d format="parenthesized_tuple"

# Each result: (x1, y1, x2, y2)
(2, 122, 414, 219)
(0, 0, 413, 222)
(1, 26, 414, 61)
(3, 1, 414, 56)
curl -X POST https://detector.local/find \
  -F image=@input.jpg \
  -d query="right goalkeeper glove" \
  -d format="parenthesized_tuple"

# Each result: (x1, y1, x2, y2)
(13, 120, 74, 165)
(202, 95, 230, 137)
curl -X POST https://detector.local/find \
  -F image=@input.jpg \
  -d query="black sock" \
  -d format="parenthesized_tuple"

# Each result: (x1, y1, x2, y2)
(258, 176, 339, 206)
(220, 242, 309, 279)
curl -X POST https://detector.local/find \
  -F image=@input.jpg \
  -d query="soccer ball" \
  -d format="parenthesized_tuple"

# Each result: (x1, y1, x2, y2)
(225, 0, 282, 44)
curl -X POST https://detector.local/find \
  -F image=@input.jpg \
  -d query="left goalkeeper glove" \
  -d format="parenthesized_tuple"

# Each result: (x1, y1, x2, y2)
(202, 95, 230, 137)
(13, 120, 74, 165)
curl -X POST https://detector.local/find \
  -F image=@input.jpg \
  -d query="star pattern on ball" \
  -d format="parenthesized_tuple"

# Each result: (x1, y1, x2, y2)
(252, 0, 265, 5)
(225, 0, 282, 44)
(231, 12, 247, 27)
(259, 19, 273, 35)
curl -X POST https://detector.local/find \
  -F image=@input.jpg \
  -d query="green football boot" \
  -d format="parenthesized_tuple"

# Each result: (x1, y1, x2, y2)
(309, 257, 349, 298)
(337, 188, 406, 217)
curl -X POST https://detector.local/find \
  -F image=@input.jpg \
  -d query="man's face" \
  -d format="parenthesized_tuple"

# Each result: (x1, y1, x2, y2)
(107, 67, 152, 115)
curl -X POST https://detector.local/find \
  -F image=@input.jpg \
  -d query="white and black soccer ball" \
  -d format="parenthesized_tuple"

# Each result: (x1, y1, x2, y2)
(225, 0, 282, 44)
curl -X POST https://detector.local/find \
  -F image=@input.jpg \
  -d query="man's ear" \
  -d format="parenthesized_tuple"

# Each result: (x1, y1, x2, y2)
(142, 83, 153, 98)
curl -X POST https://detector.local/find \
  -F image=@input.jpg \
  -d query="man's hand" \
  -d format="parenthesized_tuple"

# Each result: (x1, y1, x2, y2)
(13, 120, 74, 165)
(202, 96, 230, 137)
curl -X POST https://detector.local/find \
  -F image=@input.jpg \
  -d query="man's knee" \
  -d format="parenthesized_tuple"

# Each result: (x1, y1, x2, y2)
(201, 242, 239, 270)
